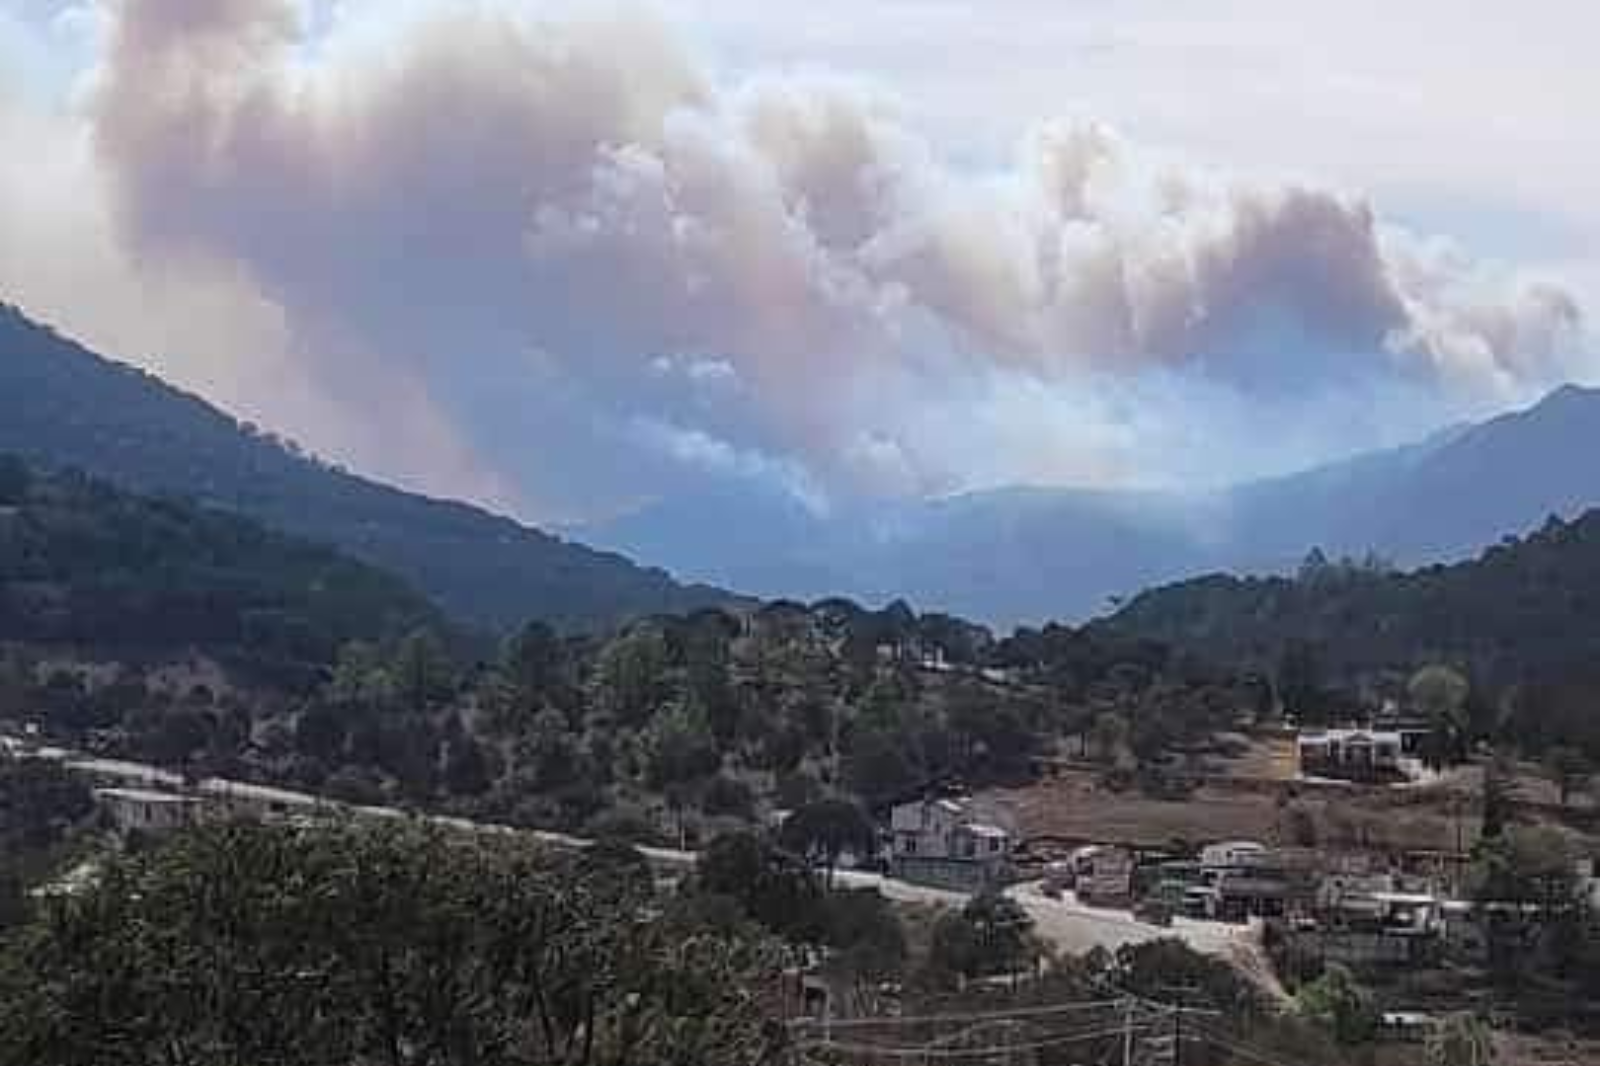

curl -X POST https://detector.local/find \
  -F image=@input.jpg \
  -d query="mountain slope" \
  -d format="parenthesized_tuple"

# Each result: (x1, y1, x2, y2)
(0, 304, 736, 633)
(585, 385, 1600, 626)
(1221, 385, 1600, 569)
(0, 456, 438, 682)
(1097, 509, 1600, 689)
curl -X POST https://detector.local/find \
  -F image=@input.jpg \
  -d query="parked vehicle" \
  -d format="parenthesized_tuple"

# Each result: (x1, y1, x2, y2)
(1042, 860, 1074, 897)
(1135, 899, 1175, 926)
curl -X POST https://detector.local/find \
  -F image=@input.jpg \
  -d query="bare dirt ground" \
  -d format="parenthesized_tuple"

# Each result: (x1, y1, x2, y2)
(1493, 1030, 1600, 1066)
(987, 766, 1484, 856)
(1205, 733, 1300, 780)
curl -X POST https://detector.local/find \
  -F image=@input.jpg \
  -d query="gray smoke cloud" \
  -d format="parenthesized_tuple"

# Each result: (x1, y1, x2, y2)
(27, 0, 1597, 515)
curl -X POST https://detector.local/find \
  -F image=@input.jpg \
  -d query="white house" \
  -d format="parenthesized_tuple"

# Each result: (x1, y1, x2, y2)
(1298, 729, 1404, 780)
(1066, 845, 1134, 904)
(888, 796, 1012, 889)
(95, 787, 204, 834)
(197, 777, 324, 821)
(1200, 840, 1269, 872)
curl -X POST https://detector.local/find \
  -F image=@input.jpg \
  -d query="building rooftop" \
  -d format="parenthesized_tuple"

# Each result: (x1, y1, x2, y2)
(1369, 891, 1440, 906)
(67, 757, 185, 788)
(95, 787, 199, 805)
(198, 778, 322, 807)
(1299, 729, 1403, 745)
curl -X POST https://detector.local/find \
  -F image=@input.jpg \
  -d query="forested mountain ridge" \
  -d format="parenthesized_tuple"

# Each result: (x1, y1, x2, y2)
(0, 304, 738, 633)
(0, 455, 439, 687)
(1099, 509, 1600, 693)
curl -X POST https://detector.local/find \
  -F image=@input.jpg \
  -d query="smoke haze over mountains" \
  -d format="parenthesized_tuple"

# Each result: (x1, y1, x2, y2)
(1, 0, 1595, 528)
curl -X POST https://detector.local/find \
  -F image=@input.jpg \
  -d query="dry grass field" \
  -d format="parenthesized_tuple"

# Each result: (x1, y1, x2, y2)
(986, 765, 1482, 857)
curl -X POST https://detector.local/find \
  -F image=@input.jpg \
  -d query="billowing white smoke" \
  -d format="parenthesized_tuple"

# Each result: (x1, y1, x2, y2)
(13, 0, 1595, 515)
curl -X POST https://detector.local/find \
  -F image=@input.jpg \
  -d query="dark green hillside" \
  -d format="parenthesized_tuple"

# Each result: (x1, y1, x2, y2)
(1101, 511, 1600, 690)
(0, 456, 438, 682)
(0, 304, 736, 633)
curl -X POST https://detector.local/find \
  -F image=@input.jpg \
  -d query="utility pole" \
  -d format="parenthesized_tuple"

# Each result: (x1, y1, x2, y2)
(1122, 997, 1135, 1066)
(1151, 984, 1207, 1066)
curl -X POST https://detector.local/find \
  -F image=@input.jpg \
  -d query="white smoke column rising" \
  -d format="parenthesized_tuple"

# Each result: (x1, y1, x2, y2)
(72, 0, 1592, 513)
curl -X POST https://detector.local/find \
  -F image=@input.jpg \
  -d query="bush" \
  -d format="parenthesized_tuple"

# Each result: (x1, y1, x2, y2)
(1296, 964, 1379, 1046)
(774, 770, 822, 810)
(702, 774, 756, 819)
(928, 891, 1037, 981)
(581, 805, 670, 847)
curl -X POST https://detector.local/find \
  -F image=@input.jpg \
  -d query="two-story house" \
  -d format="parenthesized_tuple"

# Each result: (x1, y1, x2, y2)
(888, 795, 1012, 890)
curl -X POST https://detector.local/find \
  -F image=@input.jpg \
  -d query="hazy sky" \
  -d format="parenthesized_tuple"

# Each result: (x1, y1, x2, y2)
(1, 0, 1595, 521)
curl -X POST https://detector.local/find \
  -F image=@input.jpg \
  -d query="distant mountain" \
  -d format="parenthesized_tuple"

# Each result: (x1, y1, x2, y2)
(1221, 384, 1600, 569)
(583, 384, 1600, 627)
(581, 483, 1225, 622)
(0, 305, 737, 633)
(580, 479, 857, 602)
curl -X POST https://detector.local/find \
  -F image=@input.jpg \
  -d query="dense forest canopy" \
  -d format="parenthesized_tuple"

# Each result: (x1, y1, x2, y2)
(3, 531, 1251, 836)
(1103, 514, 1600, 689)
(0, 458, 440, 687)
(0, 305, 737, 633)
(1099, 514, 1600, 760)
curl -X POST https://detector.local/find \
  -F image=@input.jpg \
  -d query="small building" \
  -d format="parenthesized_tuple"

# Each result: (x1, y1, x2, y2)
(1196, 842, 1294, 921)
(1379, 1012, 1438, 1045)
(1370, 891, 1442, 933)
(95, 787, 204, 835)
(1200, 840, 1269, 872)
(889, 796, 1012, 890)
(1371, 703, 1433, 756)
(66, 756, 185, 792)
(1065, 845, 1134, 905)
(197, 778, 322, 821)
(1319, 876, 1444, 934)
(1211, 871, 1293, 921)
(1298, 729, 1403, 781)
(1285, 874, 1450, 970)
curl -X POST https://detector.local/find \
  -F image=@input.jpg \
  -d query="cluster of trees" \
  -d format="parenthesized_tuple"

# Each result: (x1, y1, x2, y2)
(1469, 822, 1600, 1019)
(926, 891, 1041, 985)
(0, 820, 788, 1066)
(1295, 966, 1497, 1065)
(12, 587, 1247, 838)
(690, 826, 911, 1014)
(996, 623, 1263, 770)
(0, 756, 93, 928)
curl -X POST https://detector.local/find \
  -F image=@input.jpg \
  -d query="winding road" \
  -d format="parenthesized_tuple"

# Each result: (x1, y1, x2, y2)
(6, 732, 1283, 996)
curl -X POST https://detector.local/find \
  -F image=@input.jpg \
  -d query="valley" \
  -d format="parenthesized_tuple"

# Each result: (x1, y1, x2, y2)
(5, 312, 1600, 1066)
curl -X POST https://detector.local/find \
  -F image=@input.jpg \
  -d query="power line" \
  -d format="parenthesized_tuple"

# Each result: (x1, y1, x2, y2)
(799, 1020, 1161, 1059)
(1182, 1024, 1304, 1066)
(791, 996, 1131, 1032)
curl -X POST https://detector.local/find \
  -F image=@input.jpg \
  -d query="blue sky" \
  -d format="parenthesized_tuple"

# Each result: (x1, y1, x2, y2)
(1, 0, 1595, 521)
